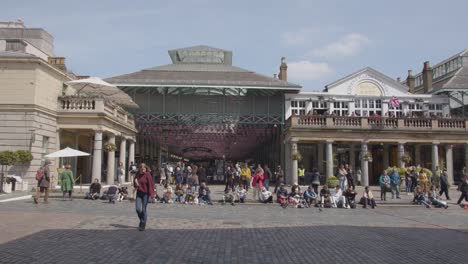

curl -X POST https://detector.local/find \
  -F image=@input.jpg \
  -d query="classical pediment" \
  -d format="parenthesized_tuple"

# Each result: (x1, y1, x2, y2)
(325, 67, 410, 96)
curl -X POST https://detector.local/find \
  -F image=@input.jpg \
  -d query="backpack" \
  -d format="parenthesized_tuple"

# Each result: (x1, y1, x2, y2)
(36, 167, 44, 181)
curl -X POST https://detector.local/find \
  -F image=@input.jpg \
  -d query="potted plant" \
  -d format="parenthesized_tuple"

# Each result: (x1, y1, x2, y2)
(104, 142, 117, 152)
(292, 151, 302, 161)
(401, 154, 412, 164)
(0, 151, 19, 193)
(326, 176, 339, 188)
(363, 152, 373, 162)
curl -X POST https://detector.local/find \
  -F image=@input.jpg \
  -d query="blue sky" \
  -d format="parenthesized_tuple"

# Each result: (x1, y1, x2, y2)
(3, 0, 467, 91)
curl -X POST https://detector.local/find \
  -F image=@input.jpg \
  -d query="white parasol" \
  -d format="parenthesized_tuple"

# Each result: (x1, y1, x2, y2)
(65, 77, 138, 108)
(45, 147, 90, 158)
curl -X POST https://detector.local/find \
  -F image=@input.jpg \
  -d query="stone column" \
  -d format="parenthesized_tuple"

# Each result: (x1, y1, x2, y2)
(432, 142, 439, 173)
(382, 101, 389, 116)
(348, 101, 355, 116)
(119, 137, 127, 172)
(446, 144, 454, 185)
(291, 139, 298, 184)
(361, 141, 369, 187)
(326, 140, 333, 179)
(91, 131, 103, 181)
(106, 133, 116, 184)
(317, 142, 324, 175)
(397, 142, 405, 168)
(383, 144, 389, 168)
(415, 144, 421, 166)
(129, 140, 135, 167)
(349, 144, 356, 170)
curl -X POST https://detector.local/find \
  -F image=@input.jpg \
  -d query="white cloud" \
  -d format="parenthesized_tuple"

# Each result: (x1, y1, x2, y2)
(307, 33, 370, 58)
(281, 28, 321, 46)
(287, 61, 333, 81)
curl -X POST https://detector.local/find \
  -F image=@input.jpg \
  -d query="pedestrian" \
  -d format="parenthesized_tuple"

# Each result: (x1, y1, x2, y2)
(298, 165, 305, 186)
(273, 165, 284, 193)
(432, 166, 442, 192)
(240, 163, 251, 192)
(198, 164, 207, 184)
(224, 165, 234, 192)
(439, 169, 450, 200)
(34, 160, 51, 204)
(337, 164, 348, 191)
(129, 161, 138, 199)
(418, 170, 428, 192)
(263, 164, 272, 191)
(405, 168, 412, 194)
(389, 168, 401, 199)
(134, 163, 155, 231)
(456, 174, 468, 207)
(310, 168, 320, 194)
(159, 165, 166, 186)
(345, 164, 355, 190)
(410, 167, 418, 192)
(117, 162, 125, 185)
(60, 164, 74, 201)
(379, 170, 390, 201)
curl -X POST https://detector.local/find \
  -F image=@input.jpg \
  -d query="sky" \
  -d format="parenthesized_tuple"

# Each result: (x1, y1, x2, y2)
(2, 0, 467, 91)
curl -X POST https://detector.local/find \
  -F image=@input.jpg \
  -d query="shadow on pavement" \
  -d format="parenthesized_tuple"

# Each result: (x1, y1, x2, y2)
(0, 225, 467, 263)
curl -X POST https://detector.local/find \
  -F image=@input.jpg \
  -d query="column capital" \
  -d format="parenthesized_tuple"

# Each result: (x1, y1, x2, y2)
(290, 137, 299, 144)
(325, 139, 334, 143)
(397, 141, 407, 145)
(432, 142, 440, 145)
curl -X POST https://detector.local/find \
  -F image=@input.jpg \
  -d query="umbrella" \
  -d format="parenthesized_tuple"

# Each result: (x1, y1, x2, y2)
(65, 77, 138, 108)
(45, 147, 90, 158)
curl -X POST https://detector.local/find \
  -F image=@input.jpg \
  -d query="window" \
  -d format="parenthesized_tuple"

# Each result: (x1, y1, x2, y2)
(354, 99, 382, 117)
(291, 100, 306, 115)
(428, 104, 443, 117)
(333, 101, 349, 116)
(388, 103, 402, 117)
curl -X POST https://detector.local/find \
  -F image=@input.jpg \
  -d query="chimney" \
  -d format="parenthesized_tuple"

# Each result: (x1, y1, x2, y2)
(278, 57, 287, 81)
(406, 70, 415, 93)
(422, 61, 433, 93)
(48, 57, 67, 72)
(5, 40, 26, 52)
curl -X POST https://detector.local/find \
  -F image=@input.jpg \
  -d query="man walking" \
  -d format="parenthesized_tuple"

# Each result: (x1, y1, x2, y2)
(274, 165, 284, 193)
(34, 160, 51, 204)
(263, 164, 272, 191)
(456, 174, 468, 207)
(439, 169, 450, 200)
(389, 168, 401, 199)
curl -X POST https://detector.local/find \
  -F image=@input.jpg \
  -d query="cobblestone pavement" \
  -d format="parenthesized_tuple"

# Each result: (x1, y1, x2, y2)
(0, 191, 467, 263)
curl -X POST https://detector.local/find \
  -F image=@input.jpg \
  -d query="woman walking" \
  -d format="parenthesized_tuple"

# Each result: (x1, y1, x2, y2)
(134, 163, 155, 231)
(379, 170, 390, 201)
(60, 164, 74, 201)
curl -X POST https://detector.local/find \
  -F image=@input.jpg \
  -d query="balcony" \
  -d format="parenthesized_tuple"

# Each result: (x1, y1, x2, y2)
(57, 96, 135, 129)
(287, 115, 467, 132)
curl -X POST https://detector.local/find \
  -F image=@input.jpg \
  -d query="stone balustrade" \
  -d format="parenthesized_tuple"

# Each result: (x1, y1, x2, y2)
(288, 115, 467, 131)
(58, 96, 135, 127)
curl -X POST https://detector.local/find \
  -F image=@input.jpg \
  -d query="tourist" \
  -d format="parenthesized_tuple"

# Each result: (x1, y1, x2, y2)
(379, 170, 390, 201)
(331, 185, 345, 208)
(223, 190, 235, 205)
(433, 166, 442, 191)
(277, 184, 288, 203)
(415, 186, 431, 208)
(410, 167, 418, 192)
(439, 169, 450, 200)
(60, 164, 74, 201)
(174, 183, 185, 203)
(338, 164, 348, 191)
(167, 164, 174, 184)
(159, 165, 166, 186)
(288, 184, 301, 208)
(240, 163, 251, 192)
(117, 187, 128, 202)
(252, 165, 264, 200)
(161, 183, 173, 204)
(319, 185, 332, 208)
(361, 186, 376, 209)
(134, 163, 155, 231)
(456, 174, 468, 207)
(260, 186, 273, 203)
(191, 167, 199, 193)
(263, 164, 272, 191)
(273, 165, 284, 193)
(405, 168, 412, 194)
(199, 182, 213, 205)
(174, 167, 183, 185)
(234, 164, 241, 188)
(389, 168, 401, 199)
(418, 170, 429, 192)
(298, 165, 305, 186)
(343, 186, 357, 208)
(117, 162, 125, 184)
(303, 185, 317, 206)
(428, 185, 448, 209)
(310, 168, 320, 194)
(86, 178, 102, 200)
(185, 184, 195, 204)
(34, 161, 51, 204)
(224, 165, 235, 193)
(345, 164, 355, 190)
(236, 185, 247, 203)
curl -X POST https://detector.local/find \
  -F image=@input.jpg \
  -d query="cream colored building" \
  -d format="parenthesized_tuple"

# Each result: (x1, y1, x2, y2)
(284, 67, 468, 186)
(0, 20, 137, 188)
